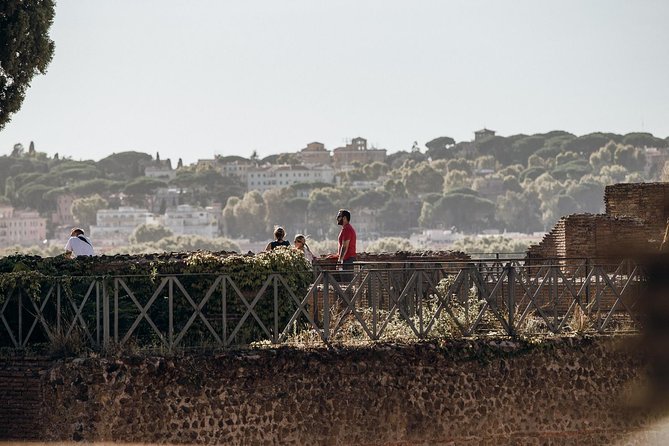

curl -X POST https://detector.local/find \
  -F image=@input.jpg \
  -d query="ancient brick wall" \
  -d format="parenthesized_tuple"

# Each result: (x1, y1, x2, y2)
(563, 214, 650, 258)
(0, 337, 655, 445)
(528, 182, 669, 262)
(528, 214, 653, 263)
(605, 182, 669, 241)
(0, 356, 52, 439)
(527, 217, 567, 259)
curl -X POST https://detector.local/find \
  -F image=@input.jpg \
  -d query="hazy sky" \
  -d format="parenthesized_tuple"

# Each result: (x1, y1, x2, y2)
(1, 0, 668, 164)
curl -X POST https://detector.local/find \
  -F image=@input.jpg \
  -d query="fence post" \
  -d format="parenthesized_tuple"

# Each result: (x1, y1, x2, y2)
(222, 276, 227, 347)
(96, 281, 100, 347)
(584, 258, 590, 306)
(273, 275, 279, 344)
(102, 279, 110, 349)
(57, 283, 61, 336)
(506, 262, 515, 336)
(168, 277, 174, 351)
(323, 272, 330, 341)
(18, 289, 23, 347)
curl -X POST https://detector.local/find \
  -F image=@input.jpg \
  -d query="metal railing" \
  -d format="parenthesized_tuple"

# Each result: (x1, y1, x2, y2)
(0, 258, 644, 350)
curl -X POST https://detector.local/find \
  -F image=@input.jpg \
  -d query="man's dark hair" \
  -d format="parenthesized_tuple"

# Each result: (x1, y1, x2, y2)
(338, 209, 351, 221)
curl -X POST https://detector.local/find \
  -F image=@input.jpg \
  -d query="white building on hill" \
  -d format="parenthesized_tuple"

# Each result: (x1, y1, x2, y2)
(90, 207, 158, 246)
(163, 204, 220, 238)
(247, 164, 335, 192)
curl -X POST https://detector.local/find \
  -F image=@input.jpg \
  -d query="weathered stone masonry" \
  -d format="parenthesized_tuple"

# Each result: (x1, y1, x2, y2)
(528, 182, 669, 261)
(0, 336, 659, 445)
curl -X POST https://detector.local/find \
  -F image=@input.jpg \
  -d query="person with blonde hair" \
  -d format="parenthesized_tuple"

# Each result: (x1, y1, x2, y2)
(293, 234, 316, 262)
(265, 226, 290, 251)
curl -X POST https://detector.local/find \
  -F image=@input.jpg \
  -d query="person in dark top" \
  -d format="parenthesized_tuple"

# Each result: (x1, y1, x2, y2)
(266, 226, 290, 251)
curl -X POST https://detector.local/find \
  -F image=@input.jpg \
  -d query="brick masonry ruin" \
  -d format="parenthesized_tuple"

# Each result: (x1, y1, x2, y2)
(0, 336, 663, 445)
(528, 182, 669, 260)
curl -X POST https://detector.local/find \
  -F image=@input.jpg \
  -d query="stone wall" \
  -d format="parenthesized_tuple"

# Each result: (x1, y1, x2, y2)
(605, 183, 669, 241)
(527, 213, 651, 260)
(1, 336, 658, 445)
(528, 182, 669, 261)
(0, 356, 52, 439)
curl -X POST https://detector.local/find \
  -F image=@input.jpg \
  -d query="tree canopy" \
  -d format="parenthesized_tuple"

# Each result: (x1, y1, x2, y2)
(0, 0, 56, 130)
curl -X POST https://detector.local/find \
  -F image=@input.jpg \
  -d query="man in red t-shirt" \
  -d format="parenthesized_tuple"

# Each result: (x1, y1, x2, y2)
(336, 209, 356, 281)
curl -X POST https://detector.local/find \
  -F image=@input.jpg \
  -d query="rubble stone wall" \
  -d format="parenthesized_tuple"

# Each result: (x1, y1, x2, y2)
(0, 336, 656, 445)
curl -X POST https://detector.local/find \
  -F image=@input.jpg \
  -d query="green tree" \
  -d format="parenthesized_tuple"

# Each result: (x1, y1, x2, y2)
(425, 136, 456, 160)
(474, 155, 496, 171)
(383, 179, 408, 198)
(495, 190, 542, 233)
(421, 191, 495, 232)
(510, 136, 546, 163)
(613, 144, 646, 171)
(98, 151, 153, 180)
(350, 190, 390, 210)
(129, 224, 173, 244)
(622, 132, 667, 149)
(71, 194, 108, 229)
(365, 237, 415, 253)
(362, 161, 388, 180)
(452, 236, 532, 255)
(276, 153, 301, 165)
(566, 180, 604, 213)
(446, 158, 473, 175)
(123, 176, 167, 207)
(589, 143, 614, 172)
(16, 183, 50, 211)
(0, 0, 55, 130)
(233, 191, 267, 240)
(402, 163, 444, 196)
(443, 170, 470, 191)
(562, 133, 612, 155)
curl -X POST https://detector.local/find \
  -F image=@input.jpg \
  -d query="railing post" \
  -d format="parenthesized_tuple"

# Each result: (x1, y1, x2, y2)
(417, 270, 424, 338)
(222, 276, 227, 347)
(323, 272, 330, 341)
(57, 283, 61, 336)
(114, 278, 119, 344)
(168, 277, 174, 351)
(584, 258, 590, 306)
(273, 275, 279, 344)
(102, 279, 110, 349)
(506, 262, 515, 336)
(96, 280, 100, 347)
(18, 289, 23, 347)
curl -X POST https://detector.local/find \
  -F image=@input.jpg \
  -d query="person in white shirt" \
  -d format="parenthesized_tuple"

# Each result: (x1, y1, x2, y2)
(64, 228, 95, 258)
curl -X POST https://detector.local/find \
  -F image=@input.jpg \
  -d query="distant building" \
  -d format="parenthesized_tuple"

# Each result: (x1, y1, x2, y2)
(332, 137, 386, 168)
(0, 206, 47, 247)
(163, 204, 220, 238)
(90, 207, 158, 246)
(145, 165, 176, 181)
(51, 194, 76, 227)
(247, 164, 335, 193)
(474, 128, 496, 142)
(298, 142, 331, 166)
(151, 187, 184, 214)
(644, 147, 669, 176)
(217, 160, 253, 183)
(196, 158, 253, 184)
(347, 180, 385, 191)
